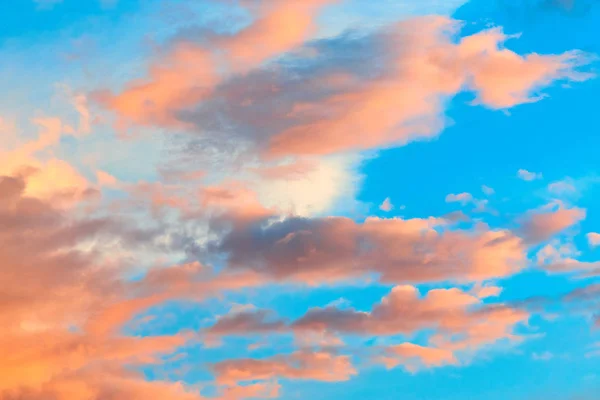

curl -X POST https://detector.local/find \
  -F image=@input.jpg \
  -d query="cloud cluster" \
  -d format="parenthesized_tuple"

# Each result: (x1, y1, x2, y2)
(210, 214, 526, 285)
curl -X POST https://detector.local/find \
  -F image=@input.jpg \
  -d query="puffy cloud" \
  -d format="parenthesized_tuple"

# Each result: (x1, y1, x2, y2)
(536, 240, 600, 275)
(203, 285, 529, 366)
(519, 205, 586, 243)
(517, 169, 543, 181)
(291, 286, 529, 354)
(587, 232, 600, 248)
(293, 286, 481, 336)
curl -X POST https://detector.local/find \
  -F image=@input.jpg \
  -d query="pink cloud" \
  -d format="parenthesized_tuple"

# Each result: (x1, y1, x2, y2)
(376, 343, 458, 372)
(212, 351, 356, 385)
(213, 215, 526, 285)
(98, 0, 336, 131)
(379, 197, 394, 212)
(587, 232, 600, 248)
(520, 206, 586, 243)
(97, 16, 591, 160)
(446, 192, 474, 205)
(265, 18, 591, 156)
(517, 169, 543, 181)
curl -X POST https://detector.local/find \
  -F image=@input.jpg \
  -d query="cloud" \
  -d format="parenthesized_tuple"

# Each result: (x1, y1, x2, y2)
(536, 240, 600, 275)
(379, 197, 394, 212)
(446, 192, 474, 205)
(252, 154, 364, 216)
(518, 169, 543, 181)
(206, 309, 287, 337)
(0, 173, 205, 399)
(471, 284, 503, 299)
(376, 343, 458, 372)
(203, 285, 529, 366)
(97, 0, 337, 130)
(587, 232, 600, 247)
(519, 205, 586, 243)
(212, 351, 356, 385)
(98, 16, 592, 159)
(210, 214, 526, 285)
(482, 185, 495, 196)
(548, 179, 577, 195)
(0, 117, 95, 207)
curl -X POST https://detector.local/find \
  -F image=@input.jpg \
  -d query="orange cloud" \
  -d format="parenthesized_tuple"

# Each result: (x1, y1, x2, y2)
(212, 351, 356, 385)
(377, 343, 458, 372)
(97, 43, 217, 129)
(99, 0, 335, 130)
(0, 174, 211, 399)
(520, 206, 586, 243)
(219, 0, 339, 72)
(266, 17, 591, 156)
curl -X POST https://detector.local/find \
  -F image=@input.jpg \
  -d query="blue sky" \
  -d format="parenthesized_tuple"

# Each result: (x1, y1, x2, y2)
(1, 1, 599, 399)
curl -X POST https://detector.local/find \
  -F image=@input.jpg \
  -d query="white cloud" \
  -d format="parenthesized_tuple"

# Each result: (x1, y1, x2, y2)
(518, 169, 543, 181)
(482, 185, 495, 196)
(255, 154, 364, 217)
(445, 192, 474, 205)
(587, 232, 600, 248)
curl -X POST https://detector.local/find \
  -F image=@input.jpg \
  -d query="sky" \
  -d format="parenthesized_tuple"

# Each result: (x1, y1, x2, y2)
(1, 0, 600, 399)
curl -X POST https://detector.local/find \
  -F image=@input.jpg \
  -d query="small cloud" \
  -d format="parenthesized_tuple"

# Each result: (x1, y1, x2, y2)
(482, 185, 495, 196)
(587, 232, 600, 248)
(471, 284, 503, 299)
(532, 351, 554, 361)
(445, 192, 473, 205)
(96, 170, 118, 187)
(325, 298, 351, 309)
(518, 169, 543, 181)
(548, 179, 577, 195)
(379, 197, 393, 212)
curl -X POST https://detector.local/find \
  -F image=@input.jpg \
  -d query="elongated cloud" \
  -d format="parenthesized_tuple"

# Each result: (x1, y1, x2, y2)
(99, 15, 592, 159)
(210, 214, 526, 284)
(265, 20, 590, 156)
(212, 351, 356, 385)
(202, 285, 529, 366)
(376, 343, 458, 372)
